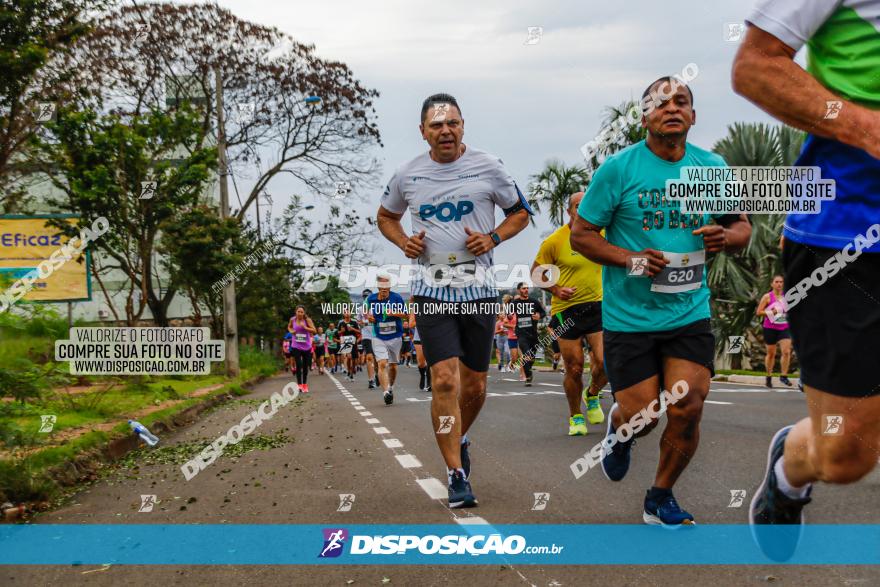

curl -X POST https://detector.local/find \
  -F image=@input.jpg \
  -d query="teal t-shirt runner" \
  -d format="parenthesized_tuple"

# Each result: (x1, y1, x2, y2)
(578, 140, 726, 333)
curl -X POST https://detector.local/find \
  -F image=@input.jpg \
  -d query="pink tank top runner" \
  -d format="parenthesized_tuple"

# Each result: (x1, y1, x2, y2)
(763, 291, 788, 330)
(290, 318, 312, 351)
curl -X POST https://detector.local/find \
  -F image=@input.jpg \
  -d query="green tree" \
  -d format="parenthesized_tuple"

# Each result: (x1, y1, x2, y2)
(160, 205, 247, 336)
(34, 103, 216, 326)
(0, 0, 107, 205)
(582, 100, 647, 186)
(709, 123, 805, 368)
(526, 159, 590, 226)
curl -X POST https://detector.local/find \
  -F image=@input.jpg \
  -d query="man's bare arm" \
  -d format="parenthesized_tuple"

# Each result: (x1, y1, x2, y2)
(376, 206, 410, 251)
(732, 25, 880, 158)
(530, 259, 576, 299)
(464, 208, 529, 256)
(693, 214, 752, 253)
(569, 214, 668, 276)
(377, 206, 426, 258)
(495, 209, 530, 242)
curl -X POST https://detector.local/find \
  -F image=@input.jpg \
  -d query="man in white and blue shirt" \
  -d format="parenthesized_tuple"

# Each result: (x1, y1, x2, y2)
(377, 93, 531, 508)
(365, 276, 407, 406)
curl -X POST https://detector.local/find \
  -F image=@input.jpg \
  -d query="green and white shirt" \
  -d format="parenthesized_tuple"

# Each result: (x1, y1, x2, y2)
(748, 0, 880, 108)
(748, 0, 880, 252)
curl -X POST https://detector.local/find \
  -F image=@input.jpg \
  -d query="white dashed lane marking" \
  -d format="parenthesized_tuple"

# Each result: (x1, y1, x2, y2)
(396, 454, 422, 468)
(416, 478, 448, 499)
(329, 374, 489, 515)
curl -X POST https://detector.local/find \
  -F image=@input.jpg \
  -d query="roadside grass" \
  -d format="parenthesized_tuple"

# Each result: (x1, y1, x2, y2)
(0, 317, 283, 506)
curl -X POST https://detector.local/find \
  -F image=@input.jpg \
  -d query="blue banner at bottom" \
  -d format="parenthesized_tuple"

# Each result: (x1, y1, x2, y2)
(1, 524, 878, 565)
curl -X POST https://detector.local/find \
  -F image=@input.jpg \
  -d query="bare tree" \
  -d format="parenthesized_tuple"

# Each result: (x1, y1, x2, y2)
(54, 2, 383, 216)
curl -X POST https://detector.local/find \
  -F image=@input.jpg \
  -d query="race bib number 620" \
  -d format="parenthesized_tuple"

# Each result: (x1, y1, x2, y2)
(650, 250, 705, 294)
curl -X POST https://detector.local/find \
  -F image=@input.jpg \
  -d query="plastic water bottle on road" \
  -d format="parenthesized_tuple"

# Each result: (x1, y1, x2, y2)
(128, 420, 159, 447)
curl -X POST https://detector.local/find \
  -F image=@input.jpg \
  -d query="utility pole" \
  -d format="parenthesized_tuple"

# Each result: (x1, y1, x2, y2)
(215, 67, 240, 377)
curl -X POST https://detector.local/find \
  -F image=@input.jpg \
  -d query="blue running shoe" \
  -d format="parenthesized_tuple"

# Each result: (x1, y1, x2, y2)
(601, 403, 634, 482)
(749, 425, 812, 561)
(448, 470, 477, 508)
(643, 490, 695, 526)
(460, 437, 471, 479)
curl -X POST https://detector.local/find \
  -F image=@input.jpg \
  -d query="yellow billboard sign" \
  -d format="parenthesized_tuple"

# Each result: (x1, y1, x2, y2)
(0, 215, 97, 306)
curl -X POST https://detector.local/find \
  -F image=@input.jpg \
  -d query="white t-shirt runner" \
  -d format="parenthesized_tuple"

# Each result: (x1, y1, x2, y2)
(380, 146, 531, 302)
(356, 308, 373, 340)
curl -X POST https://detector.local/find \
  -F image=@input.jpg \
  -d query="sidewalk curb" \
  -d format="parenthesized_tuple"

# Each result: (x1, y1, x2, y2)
(724, 374, 801, 386)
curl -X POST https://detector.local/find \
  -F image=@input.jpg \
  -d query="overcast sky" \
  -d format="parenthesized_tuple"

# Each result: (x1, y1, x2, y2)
(202, 0, 795, 273)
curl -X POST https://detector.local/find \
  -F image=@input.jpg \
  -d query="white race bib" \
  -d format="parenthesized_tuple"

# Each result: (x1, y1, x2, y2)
(425, 250, 478, 287)
(517, 316, 532, 329)
(767, 302, 788, 324)
(378, 321, 396, 335)
(650, 250, 705, 294)
(295, 333, 307, 344)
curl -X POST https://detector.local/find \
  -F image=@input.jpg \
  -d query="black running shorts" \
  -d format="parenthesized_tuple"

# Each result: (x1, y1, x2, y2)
(604, 318, 715, 392)
(362, 339, 374, 356)
(784, 240, 880, 397)
(550, 302, 602, 340)
(762, 327, 791, 346)
(413, 297, 496, 371)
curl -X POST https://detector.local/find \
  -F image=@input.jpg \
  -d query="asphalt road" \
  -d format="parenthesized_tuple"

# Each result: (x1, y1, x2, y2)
(6, 365, 880, 586)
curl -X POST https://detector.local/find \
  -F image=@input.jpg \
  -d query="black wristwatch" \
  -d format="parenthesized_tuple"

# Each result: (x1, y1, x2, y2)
(489, 231, 502, 246)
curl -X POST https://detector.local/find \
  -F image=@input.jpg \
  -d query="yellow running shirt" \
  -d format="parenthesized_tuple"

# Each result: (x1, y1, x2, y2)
(534, 224, 602, 314)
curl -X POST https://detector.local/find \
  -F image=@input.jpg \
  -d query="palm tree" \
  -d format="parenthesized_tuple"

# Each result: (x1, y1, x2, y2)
(583, 100, 648, 183)
(526, 160, 590, 226)
(709, 123, 805, 368)
(527, 100, 648, 227)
